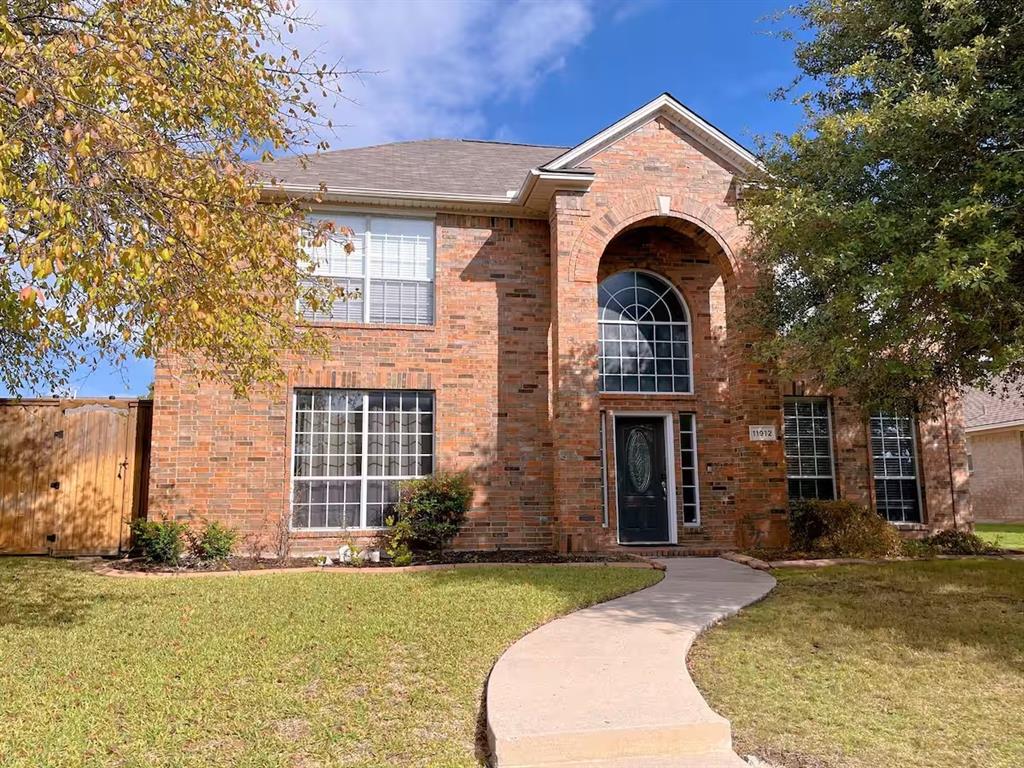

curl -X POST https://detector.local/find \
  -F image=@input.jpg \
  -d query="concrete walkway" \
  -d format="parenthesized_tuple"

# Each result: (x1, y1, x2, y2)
(486, 558, 776, 767)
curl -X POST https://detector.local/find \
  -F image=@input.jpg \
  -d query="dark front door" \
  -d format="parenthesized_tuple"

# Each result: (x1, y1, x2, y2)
(615, 417, 670, 543)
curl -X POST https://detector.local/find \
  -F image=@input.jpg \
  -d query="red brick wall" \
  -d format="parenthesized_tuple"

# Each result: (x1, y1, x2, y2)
(784, 382, 972, 534)
(150, 214, 555, 555)
(548, 117, 789, 551)
(966, 429, 1022, 522)
(151, 115, 970, 555)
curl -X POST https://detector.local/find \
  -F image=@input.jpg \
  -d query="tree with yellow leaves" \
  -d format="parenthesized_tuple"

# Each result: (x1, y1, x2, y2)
(1, 0, 351, 395)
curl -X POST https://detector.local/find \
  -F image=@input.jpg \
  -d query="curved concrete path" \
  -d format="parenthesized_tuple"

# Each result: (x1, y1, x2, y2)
(486, 558, 776, 767)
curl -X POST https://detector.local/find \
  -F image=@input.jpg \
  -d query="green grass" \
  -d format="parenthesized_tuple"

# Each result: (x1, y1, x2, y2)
(689, 560, 1024, 768)
(0, 558, 660, 768)
(975, 523, 1024, 550)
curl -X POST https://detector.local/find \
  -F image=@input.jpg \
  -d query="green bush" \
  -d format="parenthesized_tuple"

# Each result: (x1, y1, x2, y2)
(382, 517, 414, 566)
(900, 537, 936, 558)
(130, 518, 188, 564)
(925, 529, 991, 555)
(393, 472, 472, 554)
(189, 521, 237, 561)
(789, 499, 903, 558)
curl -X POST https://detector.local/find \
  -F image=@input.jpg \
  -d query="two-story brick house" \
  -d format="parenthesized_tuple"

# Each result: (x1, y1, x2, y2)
(149, 94, 971, 554)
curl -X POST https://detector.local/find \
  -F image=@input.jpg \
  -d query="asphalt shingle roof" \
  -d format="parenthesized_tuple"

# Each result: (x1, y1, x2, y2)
(963, 381, 1024, 429)
(261, 139, 568, 198)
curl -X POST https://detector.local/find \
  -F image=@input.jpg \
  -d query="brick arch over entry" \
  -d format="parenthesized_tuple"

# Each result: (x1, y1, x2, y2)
(568, 192, 745, 284)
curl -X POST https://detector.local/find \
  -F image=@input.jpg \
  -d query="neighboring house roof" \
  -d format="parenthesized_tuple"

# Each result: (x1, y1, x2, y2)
(262, 139, 567, 199)
(964, 383, 1024, 431)
(259, 92, 759, 216)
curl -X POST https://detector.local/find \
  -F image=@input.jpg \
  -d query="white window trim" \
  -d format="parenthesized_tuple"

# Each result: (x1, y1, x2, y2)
(612, 411, 678, 546)
(288, 389, 436, 532)
(870, 412, 925, 524)
(598, 269, 695, 396)
(783, 397, 837, 499)
(679, 412, 701, 527)
(305, 213, 437, 326)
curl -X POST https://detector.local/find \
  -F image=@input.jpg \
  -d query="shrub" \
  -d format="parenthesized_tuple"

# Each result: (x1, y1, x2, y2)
(900, 537, 936, 558)
(393, 472, 473, 554)
(925, 529, 991, 555)
(130, 518, 188, 564)
(789, 499, 903, 558)
(382, 517, 414, 566)
(189, 521, 237, 561)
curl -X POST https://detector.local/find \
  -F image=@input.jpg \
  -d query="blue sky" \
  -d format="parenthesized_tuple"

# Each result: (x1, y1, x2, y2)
(49, 0, 804, 398)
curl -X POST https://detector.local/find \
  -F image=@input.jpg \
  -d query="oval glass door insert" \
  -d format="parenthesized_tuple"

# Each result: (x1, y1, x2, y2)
(626, 428, 652, 492)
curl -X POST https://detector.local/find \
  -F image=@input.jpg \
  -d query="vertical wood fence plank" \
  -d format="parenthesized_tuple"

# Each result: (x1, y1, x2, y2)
(0, 399, 151, 555)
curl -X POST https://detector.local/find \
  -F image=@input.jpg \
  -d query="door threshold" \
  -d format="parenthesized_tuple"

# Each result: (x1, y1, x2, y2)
(618, 542, 675, 547)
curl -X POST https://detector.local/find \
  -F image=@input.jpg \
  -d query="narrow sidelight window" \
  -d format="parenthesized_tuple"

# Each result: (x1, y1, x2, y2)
(301, 214, 435, 325)
(678, 413, 700, 524)
(870, 412, 922, 523)
(598, 271, 692, 393)
(291, 390, 434, 529)
(783, 398, 836, 501)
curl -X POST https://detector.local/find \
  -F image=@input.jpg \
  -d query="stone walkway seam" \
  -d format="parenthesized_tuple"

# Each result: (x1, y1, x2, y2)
(486, 557, 776, 768)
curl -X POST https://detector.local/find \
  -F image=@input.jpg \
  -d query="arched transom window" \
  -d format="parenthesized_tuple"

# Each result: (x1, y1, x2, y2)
(598, 270, 692, 393)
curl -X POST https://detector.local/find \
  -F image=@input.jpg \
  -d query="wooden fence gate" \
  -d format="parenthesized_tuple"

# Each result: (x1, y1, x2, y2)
(0, 399, 151, 556)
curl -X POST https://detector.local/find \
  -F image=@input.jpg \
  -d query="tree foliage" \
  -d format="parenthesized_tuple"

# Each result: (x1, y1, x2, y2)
(0, 0, 350, 395)
(744, 0, 1024, 409)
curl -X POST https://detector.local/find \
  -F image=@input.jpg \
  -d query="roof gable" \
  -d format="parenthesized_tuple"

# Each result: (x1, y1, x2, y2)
(543, 93, 761, 176)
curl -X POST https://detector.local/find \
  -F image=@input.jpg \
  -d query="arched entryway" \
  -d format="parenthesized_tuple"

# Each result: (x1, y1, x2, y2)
(594, 221, 735, 546)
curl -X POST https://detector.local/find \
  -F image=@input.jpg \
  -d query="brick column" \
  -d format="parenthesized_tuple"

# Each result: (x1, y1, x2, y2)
(549, 192, 607, 552)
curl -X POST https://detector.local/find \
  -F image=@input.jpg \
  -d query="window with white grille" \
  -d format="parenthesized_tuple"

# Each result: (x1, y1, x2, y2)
(301, 214, 435, 325)
(870, 412, 922, 523)
(678, 413, 700, 525)
(291, 389, 434, 529)
(783, 398, 836, 501)
(598, 271, 692, 393)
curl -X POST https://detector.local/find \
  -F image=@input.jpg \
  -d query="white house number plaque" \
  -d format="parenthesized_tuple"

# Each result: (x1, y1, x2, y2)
(748, 425, 777, 441)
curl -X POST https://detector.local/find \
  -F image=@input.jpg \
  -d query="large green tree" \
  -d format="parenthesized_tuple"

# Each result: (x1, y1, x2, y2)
(745, 0, 1024, 409)
(0, 0, 349, 396)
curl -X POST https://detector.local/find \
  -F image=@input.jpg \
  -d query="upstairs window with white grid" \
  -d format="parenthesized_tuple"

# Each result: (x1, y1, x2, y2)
(783, 398, 836, 501)
(301, 214, 435, 325)
(598, 271, 692, 393)
(870, 412, 922, 523)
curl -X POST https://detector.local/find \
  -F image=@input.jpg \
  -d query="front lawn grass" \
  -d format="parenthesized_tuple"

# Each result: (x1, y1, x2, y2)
(975, 522, 1024, 550)
(0, 558, 660, 768)
(689, 560, 1024, 768)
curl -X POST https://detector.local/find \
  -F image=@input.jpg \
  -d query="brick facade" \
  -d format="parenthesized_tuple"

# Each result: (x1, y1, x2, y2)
(149, 111, 971, 555)
(967, 429, 1024, 522)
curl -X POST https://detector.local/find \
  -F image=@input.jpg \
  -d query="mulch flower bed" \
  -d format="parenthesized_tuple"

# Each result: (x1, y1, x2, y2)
(108, 549, 641, 574)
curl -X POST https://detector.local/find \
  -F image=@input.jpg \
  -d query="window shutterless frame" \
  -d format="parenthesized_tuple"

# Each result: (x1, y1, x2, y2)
(870, 412, 924, 523)
(783, 397, 837, 501)
(598, 270, 694, 395)
(301, 214, 437, 326)
(678, 412, 700, 526)
(289, 389, 436, 531)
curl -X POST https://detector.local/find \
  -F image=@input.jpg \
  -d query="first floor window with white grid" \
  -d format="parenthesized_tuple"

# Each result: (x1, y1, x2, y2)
(300, 214, 435, 325)
(291, 389, 434, 529)
(870, 412, 922, 523)
(678, 413, 700, 524)
(783, 398, 836, 501)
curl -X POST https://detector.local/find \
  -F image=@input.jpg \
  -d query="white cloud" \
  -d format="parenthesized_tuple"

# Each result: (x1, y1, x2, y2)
(287, 0, 594, 148)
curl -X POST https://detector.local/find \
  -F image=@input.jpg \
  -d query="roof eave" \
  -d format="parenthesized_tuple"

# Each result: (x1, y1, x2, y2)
(965, 418, 1024, 434)
(262, 169, 595, 217)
